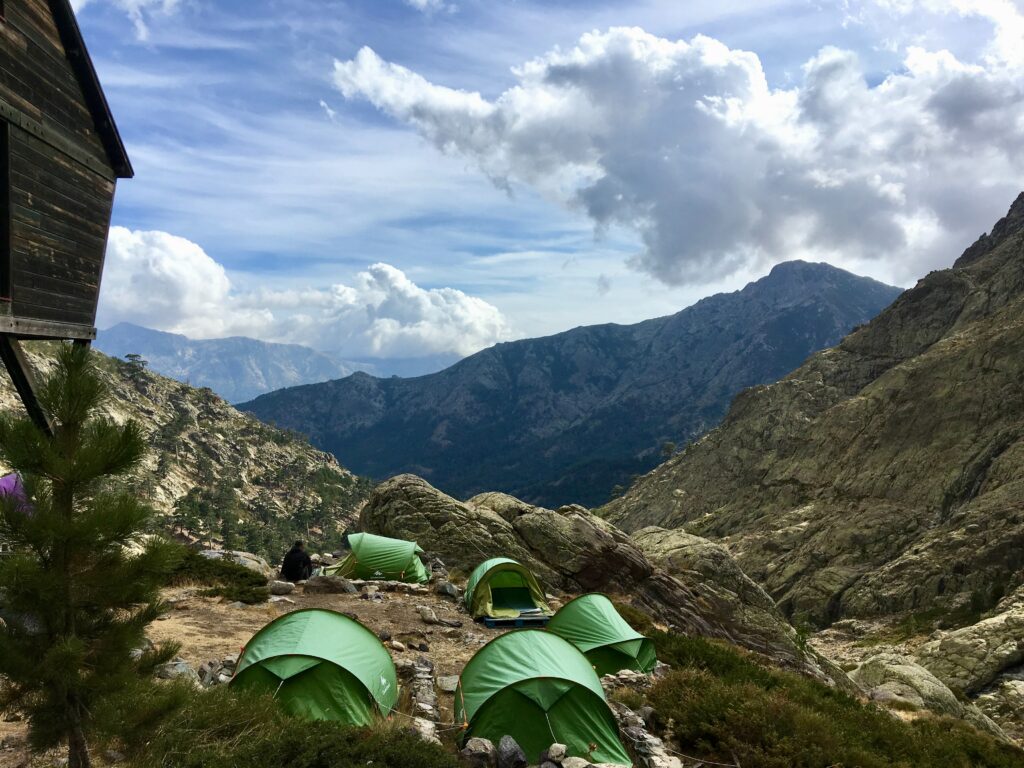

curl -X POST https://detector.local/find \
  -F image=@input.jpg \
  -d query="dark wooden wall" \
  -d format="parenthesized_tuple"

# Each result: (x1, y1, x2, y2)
(0, 0, 116, 336)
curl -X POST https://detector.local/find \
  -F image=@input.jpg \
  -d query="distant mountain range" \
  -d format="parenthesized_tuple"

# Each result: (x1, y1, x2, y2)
(94, 324, 459, 403)
(239, 261, 902, 507)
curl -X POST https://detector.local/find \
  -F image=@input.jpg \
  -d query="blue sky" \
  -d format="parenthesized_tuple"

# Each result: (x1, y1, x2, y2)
(79, 0, 1024, 358)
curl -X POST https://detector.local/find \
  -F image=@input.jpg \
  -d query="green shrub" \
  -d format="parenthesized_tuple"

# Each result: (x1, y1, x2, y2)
(97, 682, 458, 768)
(610, 686, 646, 710)
(648, 632, 1024, 768)
(168, 547, 269, 604)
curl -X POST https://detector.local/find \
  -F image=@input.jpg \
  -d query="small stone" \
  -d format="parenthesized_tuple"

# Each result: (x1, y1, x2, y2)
(269, 580, 294, 595)
(418, 606, 440, 625)
(378, 630, 393, 642)
(561, 759, 591, 768)
(268, 596, 295, 604)
(547, 743, 567, 762)
(156, 659, 200, 685)
(497, 735, 527, 768)
(438, 675, 460, 693)
(436, 580, 461, 599)
(228, 601, 246, 609)
(419, 642, 430, 652)
(390, 640, 406, 652)
(412, 716, 441, 745)
(303, 575, 358, 594)
(460, 737, 497, 768)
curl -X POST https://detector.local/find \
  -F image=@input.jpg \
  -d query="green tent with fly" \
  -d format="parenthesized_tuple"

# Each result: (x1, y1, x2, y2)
(464, 557, 551, 619)
(455, 630, 631, 765)
(547, 593, 657, 676)
(230, 609, 397, 725)
(324, 532, 430, 583)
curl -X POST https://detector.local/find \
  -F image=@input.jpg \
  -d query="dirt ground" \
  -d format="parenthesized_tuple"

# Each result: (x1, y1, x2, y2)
(0, 582, 516, 768)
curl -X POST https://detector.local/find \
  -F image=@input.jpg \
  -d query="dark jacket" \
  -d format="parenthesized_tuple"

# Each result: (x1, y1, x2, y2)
(281, 546, 312, 582)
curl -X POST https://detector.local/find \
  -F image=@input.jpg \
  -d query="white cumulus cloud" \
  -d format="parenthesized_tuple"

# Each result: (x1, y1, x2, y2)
(333, 22, 1024, 286)
(98, 228, 509, 358)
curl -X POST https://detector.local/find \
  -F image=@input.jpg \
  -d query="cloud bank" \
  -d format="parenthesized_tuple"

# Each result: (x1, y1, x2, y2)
(333, 12, 1024, 285)
(99, 227, 509, 358)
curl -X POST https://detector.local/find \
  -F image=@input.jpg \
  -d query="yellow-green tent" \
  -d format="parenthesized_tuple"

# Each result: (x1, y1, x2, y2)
(324, 532, 429, 583)
(464, 558, 551, 619)
(547, 593, 656, 676)
(455, 630, 631, 764)
(230, 609, 397, 725)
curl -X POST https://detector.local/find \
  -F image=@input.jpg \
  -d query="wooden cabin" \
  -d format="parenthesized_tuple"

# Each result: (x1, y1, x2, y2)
(0, 0, 131, 429)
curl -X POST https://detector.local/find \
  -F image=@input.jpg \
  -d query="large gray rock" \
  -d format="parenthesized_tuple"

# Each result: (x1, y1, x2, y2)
(850, 653, 963, 715)
(917, 590, 1024, 694)
(632, 527, 777, 612)
(496, 736, 527, 768)
(268, 580, 294, 595)
(198, 550, 274, 579)
(976, 678, 1024, 742)
(361, 475, 854, 688)
(459, 737, 497, 768)
(849, 653, 1008, 740)
(303, 575, 358, 594)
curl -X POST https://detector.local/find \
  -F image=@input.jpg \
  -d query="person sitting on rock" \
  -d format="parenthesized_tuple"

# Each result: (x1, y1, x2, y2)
(281, 540, 312, 582)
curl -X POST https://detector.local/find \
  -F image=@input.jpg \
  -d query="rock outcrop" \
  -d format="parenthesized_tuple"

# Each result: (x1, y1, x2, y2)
(850, 653, 1006, 740)
(917, 588, 1024, 695)
(604, 193, 1024, 626)
(360, 474, 851, 687)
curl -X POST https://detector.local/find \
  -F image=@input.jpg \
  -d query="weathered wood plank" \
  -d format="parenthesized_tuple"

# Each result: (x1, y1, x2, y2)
(12, 257, 99, 302)
(12, 286, 95, 324)
(11, 202, 110, 250)
(9, 129, 114, 199)
(0, 121, 10, 300)
(11, 218, 107, 263)
(0, 8, 109, 161)
(1, 98, 113, 179)
(0, 315, 96, 340)
(13, 0, 63, 52)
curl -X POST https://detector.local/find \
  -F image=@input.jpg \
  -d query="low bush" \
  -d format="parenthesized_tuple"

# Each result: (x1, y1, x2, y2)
(97, 681, 458, 768)
(648, 632, 1024, 768)
(167, 547, 269, 604)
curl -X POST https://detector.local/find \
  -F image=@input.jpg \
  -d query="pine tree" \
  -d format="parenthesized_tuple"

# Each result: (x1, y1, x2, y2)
(0, 344, 180, 768)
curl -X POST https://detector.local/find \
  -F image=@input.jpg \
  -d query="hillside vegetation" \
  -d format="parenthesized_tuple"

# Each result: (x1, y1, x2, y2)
(0, 345, 370, 560)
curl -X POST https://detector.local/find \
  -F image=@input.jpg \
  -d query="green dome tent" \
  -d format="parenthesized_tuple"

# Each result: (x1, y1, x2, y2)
(324, 532, 430, 583)
(464, 557, 551, 619)
(455, 630, 631, 765)
(230, 609, 397, 725)
(547, 593, 657, 676)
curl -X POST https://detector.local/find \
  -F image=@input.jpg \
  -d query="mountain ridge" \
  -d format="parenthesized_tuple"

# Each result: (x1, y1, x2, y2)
(240, 260, 902, 506)
(603, 192, 1024, 625)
